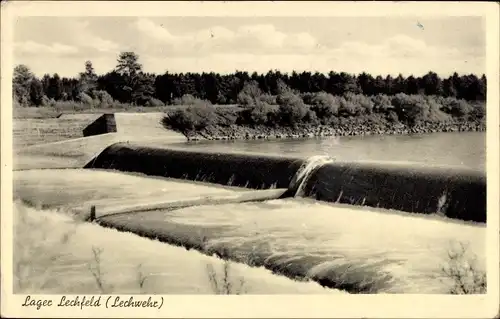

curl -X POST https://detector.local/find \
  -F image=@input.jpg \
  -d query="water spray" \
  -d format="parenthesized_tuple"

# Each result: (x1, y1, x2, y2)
(288, 155, 335, 197)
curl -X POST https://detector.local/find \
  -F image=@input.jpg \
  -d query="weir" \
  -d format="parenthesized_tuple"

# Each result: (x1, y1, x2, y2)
(85, 142, 486, 223)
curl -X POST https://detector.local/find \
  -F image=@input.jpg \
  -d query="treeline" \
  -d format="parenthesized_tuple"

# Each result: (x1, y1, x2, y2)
(13, 51, 487, 108)
(165, 79, 485, 136)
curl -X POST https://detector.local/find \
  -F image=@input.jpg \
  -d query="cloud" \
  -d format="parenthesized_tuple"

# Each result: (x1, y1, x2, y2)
(14, 18, 119, 55)
(14, 41, 79, 55)
(69, 20, 119, 53)
(132, 18, 318, 56)
(12, 18, 484, 78)
(330, 34, 462, 60)
(134, 18, 176, 42)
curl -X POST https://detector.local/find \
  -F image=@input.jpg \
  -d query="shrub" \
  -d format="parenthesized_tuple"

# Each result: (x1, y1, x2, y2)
(258, 93, 277, 105)
(166, 101, 217, 133)
(391, 93, 429, 125)
(77, 92, 95, 107)
(172, 94, 199, 106)
(301, 92, 315, 105)
(237, 81, 262, 107)
(145, 98, 165, 107)
(310, 92, 339, 119)
(94, 90, 115, 107)
(338, 97, 359, 117)
(303, 109, 319, 124)
(13, 96, 22, 108)
(344, 93, 374, 115)
(386, 110, 399, 123)
(206, 260, 246, 295)
(425, 96, 453, 123)
(215, 108, 238, 127)
(277, 91, 308, 126)
(276, 79, 293, 95)
(441, 98, 474, 118)
(14, 93, 29, 107)
(469, 102, 486, 121)
(249, 100, 273, 125)
(372, 94, 393, 112)
(440, 241, 486, 294)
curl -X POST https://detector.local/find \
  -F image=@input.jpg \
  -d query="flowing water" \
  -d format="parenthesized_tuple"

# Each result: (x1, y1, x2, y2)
(174, 132, 486, 171)
(14, 131, 487, 293)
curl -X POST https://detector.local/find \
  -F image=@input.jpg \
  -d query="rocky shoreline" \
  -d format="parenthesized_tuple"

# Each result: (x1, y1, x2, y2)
(185, 120, 486, 142)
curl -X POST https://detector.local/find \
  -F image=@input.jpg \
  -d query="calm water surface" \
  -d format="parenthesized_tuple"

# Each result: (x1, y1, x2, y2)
(174, 132, 486, 171)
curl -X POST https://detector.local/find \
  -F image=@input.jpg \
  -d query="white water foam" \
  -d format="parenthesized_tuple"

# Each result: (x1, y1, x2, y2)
(289, 155, 335, 197)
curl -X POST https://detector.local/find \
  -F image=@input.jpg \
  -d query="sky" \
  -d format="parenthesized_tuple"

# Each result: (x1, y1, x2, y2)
(13, 16, 486, 78)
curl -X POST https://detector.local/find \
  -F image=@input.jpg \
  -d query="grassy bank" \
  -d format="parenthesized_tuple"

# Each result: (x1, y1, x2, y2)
(13, 104, 240, 119)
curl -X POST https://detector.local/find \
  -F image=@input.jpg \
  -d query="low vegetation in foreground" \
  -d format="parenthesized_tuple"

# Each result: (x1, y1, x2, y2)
(13, 51, 485, 140)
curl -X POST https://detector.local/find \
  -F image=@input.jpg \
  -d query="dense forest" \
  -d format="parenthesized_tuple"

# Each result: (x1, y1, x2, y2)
(13, 51, 487, 136)
(13, 51, 486, 108)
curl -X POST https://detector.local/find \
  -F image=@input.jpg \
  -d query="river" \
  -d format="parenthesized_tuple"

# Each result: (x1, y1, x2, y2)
(174, 132, 486, 171)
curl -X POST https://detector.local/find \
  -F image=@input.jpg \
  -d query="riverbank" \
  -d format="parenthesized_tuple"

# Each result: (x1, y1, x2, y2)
(184, 119, 486, 142)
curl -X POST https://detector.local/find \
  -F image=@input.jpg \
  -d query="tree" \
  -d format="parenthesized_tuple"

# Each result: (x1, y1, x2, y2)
(405, 76, 420, 95)
(29, 78, 45, 106)
(116, 52, 142, 78)
(47, 74, 63, 100)
(13, 64, 34, 106)
(131, 72, 155, 105)
(442, 78, 458, 98)
(237, 80, 262, 106)
(114, 52, 145, 104)
(421, 72, 443, 96)
(78, 60, 98, 96)
(357, 72, 375, 96)
(340, 72, 360, 94)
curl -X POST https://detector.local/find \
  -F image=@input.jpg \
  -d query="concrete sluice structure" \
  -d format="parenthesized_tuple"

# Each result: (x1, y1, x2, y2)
(85, 142, 486, 223)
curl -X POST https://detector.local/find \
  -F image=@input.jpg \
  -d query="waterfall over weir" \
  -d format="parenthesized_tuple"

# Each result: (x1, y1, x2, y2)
(85, 142, 486, 223)
(281, 155, 336, 198)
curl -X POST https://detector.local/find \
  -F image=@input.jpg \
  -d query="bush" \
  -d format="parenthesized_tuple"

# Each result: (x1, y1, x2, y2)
(145, 98, 165, 107)
(94, 90, 115, 107)
(440, 241, 486, 294)
(215, 108, 238, 127)
(172, 94, 199, 106)
(441, 98, 474, 118)
(386, 110, 399, 123)
(310, 92, 339, 119)
(277, 91, 308, 126)
(303, 109, 319, 124)
(14, 93, 29, 107)
(469, 102, 486, 121)
(77, 92, 95, 107)
(249, 100, 273, 125)
(166, 101, 217, 133)
(372, 94, 393, 112)
(300, 92, 315, 105)
(237, 81, 262, 107)
(391, 93, 428, 125)
(344, 93, 374, 115)
(258, 93, 277, 105)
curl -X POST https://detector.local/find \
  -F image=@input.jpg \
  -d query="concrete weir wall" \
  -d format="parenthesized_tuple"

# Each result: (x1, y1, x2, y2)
(85, 143, 305, 189)
(85, 142, 486, 223)
(83, 114, 117, 137)
(302, 162, 486, 222)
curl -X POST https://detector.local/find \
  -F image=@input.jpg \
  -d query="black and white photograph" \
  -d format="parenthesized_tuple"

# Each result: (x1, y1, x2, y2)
(1, 1, 499, 318)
